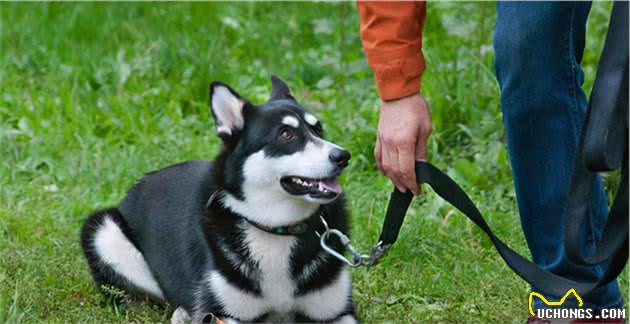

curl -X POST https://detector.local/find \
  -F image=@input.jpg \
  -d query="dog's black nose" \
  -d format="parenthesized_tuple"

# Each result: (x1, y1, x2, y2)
(329, 148, 351, 167)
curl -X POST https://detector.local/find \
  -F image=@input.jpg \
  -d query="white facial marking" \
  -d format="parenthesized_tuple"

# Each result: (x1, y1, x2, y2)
(282, 115, 300, 128)
(304, 113, 318, 126)
(212, 85, 244, 133)
(93, 216, 164, 300)
(222, 138, 343, 227)
(222, 178, 319, 228)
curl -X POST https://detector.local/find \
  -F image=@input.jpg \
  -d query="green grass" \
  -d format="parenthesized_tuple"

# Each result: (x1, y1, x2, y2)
(0, 2, 626, 323)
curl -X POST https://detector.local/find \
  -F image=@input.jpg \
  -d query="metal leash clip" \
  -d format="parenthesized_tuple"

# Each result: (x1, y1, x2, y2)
(316, 216, 392, 268)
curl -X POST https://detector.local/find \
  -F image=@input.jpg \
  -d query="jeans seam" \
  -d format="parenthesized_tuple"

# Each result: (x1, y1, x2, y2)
(565, 3, 598, 247)
(566, 3, 581, 142)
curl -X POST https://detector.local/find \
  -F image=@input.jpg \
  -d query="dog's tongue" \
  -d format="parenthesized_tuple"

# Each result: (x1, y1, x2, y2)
(318, 178, 342, 194)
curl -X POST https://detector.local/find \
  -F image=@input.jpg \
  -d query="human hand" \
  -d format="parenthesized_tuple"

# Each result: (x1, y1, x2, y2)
(375, 94, 431, 195)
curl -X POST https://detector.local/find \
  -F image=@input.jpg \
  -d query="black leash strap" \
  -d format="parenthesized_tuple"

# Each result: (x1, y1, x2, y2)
(564, 1, 629, 267)
(581, 2, 628, 173)
(376, 2, 628, 298)
(378, 160, 627, 298)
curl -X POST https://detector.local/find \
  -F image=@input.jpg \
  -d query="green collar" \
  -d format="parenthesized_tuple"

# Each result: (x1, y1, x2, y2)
(244, 215, 320, 236)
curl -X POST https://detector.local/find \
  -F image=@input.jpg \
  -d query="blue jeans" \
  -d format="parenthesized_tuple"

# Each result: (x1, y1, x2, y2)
(494, 2, 623, 310)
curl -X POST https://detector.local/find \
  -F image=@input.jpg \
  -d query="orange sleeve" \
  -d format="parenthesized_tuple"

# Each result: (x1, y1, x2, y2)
(357, 1, 426, 101)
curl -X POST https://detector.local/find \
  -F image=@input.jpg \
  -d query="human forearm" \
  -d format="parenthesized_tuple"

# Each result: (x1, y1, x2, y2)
(357, 1, 426, 101)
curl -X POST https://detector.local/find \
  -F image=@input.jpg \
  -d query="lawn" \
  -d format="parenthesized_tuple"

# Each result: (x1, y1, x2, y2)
(0, 2, 626, 323)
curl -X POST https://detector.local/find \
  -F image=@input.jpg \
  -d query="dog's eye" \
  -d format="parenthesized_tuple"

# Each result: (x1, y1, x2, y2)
(280, 130, 294, 141)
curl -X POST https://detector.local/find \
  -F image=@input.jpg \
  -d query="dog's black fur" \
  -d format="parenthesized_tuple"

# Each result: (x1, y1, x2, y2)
(80, 77, 356, 323)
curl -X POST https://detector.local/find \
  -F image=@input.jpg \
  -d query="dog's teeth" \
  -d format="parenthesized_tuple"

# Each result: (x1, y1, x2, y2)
(291, 178, 309, 186)
(288, 177, 317, 188)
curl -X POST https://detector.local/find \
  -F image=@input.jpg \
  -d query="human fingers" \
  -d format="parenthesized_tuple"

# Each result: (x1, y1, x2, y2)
(374, 136, 383, 173)
(380, 139, 406, 192)
(397, 143, 420, 195)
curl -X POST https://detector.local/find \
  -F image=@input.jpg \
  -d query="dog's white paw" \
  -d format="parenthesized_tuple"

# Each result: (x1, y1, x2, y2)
(221, 318, 241, 324)
(170, 307, 191, 324)
(332, 314, 359, 324)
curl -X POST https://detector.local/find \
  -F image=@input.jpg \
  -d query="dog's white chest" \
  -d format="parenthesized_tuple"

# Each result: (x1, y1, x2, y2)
(246, 227, 296, 312)
(207, 227, 297, 320)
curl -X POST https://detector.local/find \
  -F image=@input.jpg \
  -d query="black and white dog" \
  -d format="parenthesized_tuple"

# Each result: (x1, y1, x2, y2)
(80, 76, 357, 323)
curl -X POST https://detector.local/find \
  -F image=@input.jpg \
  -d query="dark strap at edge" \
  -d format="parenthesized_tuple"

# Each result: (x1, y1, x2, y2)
(582, 2, 628, 172)
(564, 1, 629, 267)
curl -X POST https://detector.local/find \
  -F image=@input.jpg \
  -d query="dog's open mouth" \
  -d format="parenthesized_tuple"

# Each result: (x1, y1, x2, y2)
(280, 176, 342, 199)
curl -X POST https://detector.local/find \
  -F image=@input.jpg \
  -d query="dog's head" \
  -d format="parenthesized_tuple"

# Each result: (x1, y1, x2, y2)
(209, 76, 350, 226)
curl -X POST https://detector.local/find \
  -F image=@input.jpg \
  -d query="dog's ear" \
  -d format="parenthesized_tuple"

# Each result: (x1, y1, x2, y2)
(269, 75, 294, 101)
(209, 82, 248, 137)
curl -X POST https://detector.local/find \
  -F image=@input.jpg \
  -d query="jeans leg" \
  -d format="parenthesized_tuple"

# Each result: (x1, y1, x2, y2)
(493, 2, 623, 310)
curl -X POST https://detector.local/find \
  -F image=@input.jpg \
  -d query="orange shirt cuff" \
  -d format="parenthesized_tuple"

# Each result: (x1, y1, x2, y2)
(371, 55, 425, 101)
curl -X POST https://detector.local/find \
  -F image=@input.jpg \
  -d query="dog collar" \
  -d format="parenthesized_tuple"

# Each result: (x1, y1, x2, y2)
(206, 189, 323, 236)
(243, 212, 328, 236)
(245, 218, 314, 236)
